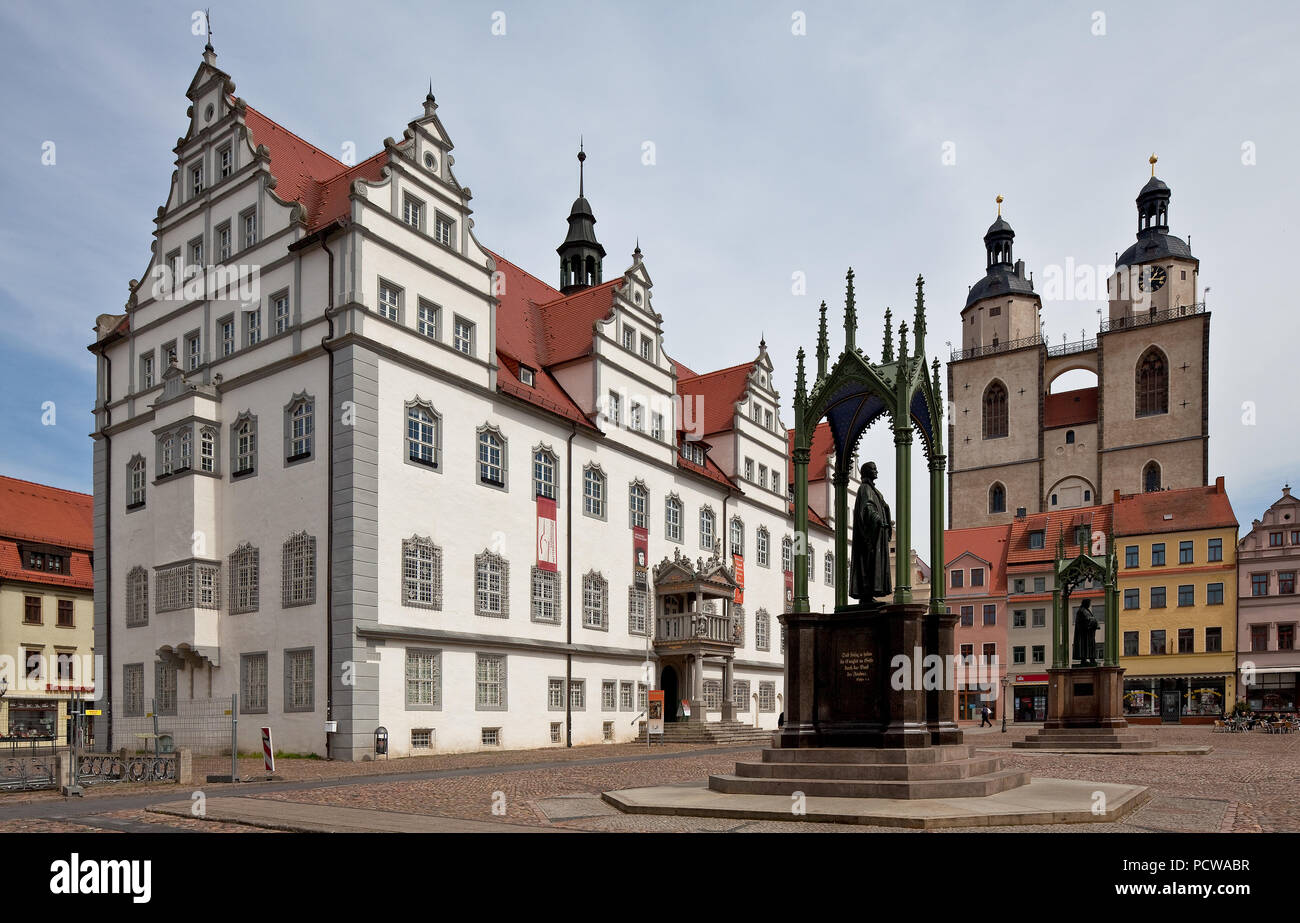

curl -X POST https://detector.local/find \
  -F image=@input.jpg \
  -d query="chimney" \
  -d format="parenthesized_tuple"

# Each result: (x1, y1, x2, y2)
(1215, 475, 1225, 494)
(1283, 484, 1292, 498)
(1015, 259, 1025, 279)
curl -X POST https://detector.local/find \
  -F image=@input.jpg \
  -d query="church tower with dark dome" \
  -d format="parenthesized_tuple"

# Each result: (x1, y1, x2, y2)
(556, 143, 606, 294)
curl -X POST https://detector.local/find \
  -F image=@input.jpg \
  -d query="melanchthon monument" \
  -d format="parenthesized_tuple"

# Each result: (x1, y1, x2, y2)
(777, 271, 959, 750)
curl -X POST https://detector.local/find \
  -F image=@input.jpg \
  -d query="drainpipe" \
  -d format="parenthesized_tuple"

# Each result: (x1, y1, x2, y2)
(96, 346, 113, 750)
(565, 421, 577, 746)
(320, 233, 337, 761)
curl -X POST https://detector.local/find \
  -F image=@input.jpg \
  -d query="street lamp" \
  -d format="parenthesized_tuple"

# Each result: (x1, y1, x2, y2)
(1001, 673, 1010, 733)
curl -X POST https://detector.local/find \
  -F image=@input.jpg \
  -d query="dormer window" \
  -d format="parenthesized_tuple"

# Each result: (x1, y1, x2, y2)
(519, 366, 535, 387)
(1029, 530, 1046, 550)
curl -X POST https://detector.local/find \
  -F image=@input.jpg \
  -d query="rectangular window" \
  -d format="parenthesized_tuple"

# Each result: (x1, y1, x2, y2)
(1206, 582, 1224, 605)
(1151, 543, 1165, 566)
(1278, 624, 1295, 651)
(732, 680, 751, 710)
(57, 599, 74, 628)
(245, 309, 261, 346)
(547, 678, 565, 711)
(1012, 578, 1025, 593)
(639, 334, 651, 361)
(744, 458, 754, 481)
(531, 568, 560, 624)
(1251, 574, 1269, 597)
(282, 533, 316, 606)
(584, 468, 605, 518)
(1028, 531, 1045, 550)
(628, 587, 648, 636)
(630, 403, 643, 431)
(1279, 572, 1296, 595)
(377, 280, 401, 321)
(475, 654, 506, 710)
(453, 317, 474, 355)
(1012, 646, 1025, 665)
(288, 399, 314, 460)
(217, 223, 231, 261)
(406, 649, 440, 708)
(1177, 628, 1194, 654)
(951, 570, 963, 588)
(622, 326, 635, 350)
(1178, 541, 1193, 564)
(1177, 584, 1194, 607)
(411, 729, 433, 750)
(123, 664, 144, 717)
(982, 642, 996, 664)
(242, 210, 257, 248)
(1031, 645, 1045, 664)
(402, 194, 423, 229)
(23, 596, 41, 625)
(971, 568, 984, 587)
(620, 681, 634, 711)
(1123, 632, 1139, 656)
(221, 317, 235, 356)
(607, 391, 621, 427)
(219, 145, 232, 178)
(602, 681, 617, 711)
(141, 353, 155, 389)
(1150, 630, 1166, 655)
(982, 604, 996, 626)
(273, 293, 290, 334)
(481, 728, 500, 747)
(1205, 626, 1223, 652)
(285, 648, 314, 712)
(1013, 609, 1026, 627)
(1270, 532, 1284, 547)
(1125, 545, 1138, 568)
(1033, 577, 1045, 592)
(155, 661, 177, 716)
(665, 499, 682, 543)
(960, 606, 973, 627)
(191, 163, 203, 197)
(1150, 586, 1166, 608)
(651, 413, 664, 441)
(1123, 588, 1139, 610)
(417, 299, 439, 339)
(434, 213, 453, 247)
(186, 332, 201, 370)
(1207, 538, 1222, 562)
(569, 679, 586, 711)
(759, 682, 776, 713)
(189, 238, 204, 269)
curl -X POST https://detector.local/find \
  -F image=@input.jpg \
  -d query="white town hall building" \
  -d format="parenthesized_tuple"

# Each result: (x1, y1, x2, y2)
(90, 46, 853, 759)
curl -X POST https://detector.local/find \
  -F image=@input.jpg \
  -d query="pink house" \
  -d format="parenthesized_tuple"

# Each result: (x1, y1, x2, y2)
(945, 525, 1011, 721)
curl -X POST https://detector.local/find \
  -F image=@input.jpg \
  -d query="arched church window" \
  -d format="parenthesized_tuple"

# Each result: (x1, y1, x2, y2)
(1135, 348, 1168, 417)
(1143, 461, 1161, 493)
(989, 483, 1006, 514)
(982, 381, 1008, 439)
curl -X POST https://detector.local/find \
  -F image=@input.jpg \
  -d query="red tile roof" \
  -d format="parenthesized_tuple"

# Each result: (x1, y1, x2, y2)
(242, 105, 387, 230)
(944, 524, 1011, 592)
(1112, 477, 1237, 537)
(0, 476, 93, 550)
(675, 363, 753, 437)
(786, 422, 837, 484)
(1044, 387, 1098, 429)
(0, 477, 93, 592)
(536, 280, 622, 366)
(1006, 503, 1113, 565)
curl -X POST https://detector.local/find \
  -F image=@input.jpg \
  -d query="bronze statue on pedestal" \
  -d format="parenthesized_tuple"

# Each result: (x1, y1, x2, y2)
(849, 461, 892, 601)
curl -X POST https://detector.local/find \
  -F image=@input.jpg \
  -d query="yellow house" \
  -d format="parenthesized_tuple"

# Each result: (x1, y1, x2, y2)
(0, 477, 95, 745)
(1113, 477, 1238, 724)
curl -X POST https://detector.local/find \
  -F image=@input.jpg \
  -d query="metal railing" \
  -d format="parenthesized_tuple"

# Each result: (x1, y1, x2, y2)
(1100, 302, 1206, 333)
(951, 334, 1043, 361)
(655, 612, 735, 644)
(1047, 337, 1096, 358)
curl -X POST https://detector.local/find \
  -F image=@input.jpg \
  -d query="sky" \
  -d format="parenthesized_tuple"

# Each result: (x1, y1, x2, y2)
(0, 0, 1297, 553)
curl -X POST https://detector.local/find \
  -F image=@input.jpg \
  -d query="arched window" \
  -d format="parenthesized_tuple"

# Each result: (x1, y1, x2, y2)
(782, 536, 793, 573)
(583, 465, 605, 518)
(1135, 347, 1168, 417)
(286, 395, 314, 460)
(231, 412, 257, 475)
(407, 402, 440, 467)
(982, 381, 1008, 439)
(127, 456, 146, 508)
(730, 517, 744, 557)
(477, 425, 506, 487)
(756, 527, 770, 567)
(1143, 461, 1162, 493)
(179, 429, 193, 470)
(665, 494, 682, 542)
(989, 483, 1006, 514)
(199, 427, 217, 473)
(629, 481, 648, 529)
(1065, 430, 1075, 445)
(533, 446, 557, 500)
(699, 506, 715, 552)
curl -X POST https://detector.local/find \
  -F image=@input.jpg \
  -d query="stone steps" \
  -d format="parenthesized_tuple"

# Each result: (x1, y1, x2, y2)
(762, 744, 976, 765)
(634, 721, 775, 746)
(708, 768, 1031, 800)
(1013, 726, 1156, 750)
(735, 756, 1005, 781)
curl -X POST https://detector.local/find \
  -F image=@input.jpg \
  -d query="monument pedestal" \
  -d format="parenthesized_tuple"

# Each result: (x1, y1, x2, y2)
(776, 603, 961, 750)
(1043, 665, 1127, 730)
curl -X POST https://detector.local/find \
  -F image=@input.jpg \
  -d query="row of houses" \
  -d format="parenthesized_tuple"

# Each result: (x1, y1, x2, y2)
(948, 480, 1300, 723)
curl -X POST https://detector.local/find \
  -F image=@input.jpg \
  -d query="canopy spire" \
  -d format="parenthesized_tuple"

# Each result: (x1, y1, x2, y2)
(816, 301, 829, 379)
(843, 267, 857, 353)
(882, 307, 894, 363)
(795, 347, 807, 406)
(913, 273, 926, 354)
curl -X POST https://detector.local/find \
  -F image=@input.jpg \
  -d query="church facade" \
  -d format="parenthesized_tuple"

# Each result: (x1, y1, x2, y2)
(947, 171, 1209, 530)
(88, 48, 849, 760)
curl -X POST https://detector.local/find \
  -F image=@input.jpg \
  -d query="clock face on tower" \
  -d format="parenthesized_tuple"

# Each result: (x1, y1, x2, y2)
(1139, 265, 1167, 293)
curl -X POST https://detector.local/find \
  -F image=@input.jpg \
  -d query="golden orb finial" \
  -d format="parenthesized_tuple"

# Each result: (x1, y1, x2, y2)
(996, 194, 1003, 217)
(1149, 153, 1157, 176)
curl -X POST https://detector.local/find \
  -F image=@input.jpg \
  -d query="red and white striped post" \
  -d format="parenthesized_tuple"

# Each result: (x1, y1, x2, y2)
(260, 726, 274, 773)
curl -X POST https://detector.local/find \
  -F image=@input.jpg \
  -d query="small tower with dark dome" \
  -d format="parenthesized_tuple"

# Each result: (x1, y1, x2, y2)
(557, 142, 606, 294)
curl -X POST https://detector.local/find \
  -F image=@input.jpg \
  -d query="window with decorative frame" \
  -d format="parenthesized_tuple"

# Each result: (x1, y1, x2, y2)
(282, 532, 316, 607)
(477, 425, 506, 488)
(602, 680, 617, 711)
(122, 664, 144, 716)
(569, 678, 586, 710)
(406, 401, 441, 468)
(1135, 346, 1169, 417)
(417, 298, 439, 340)
(155, 661, 178, 716)
(665, 494, 682, 542)
(583, 465, 606, 518)
(732, 680, 751, 710)
(474, 551, 508, 618)
(240, 653, 268, 714)
(406, 649, 441, 709)
(285, 394, 314, 462)
(547, 678, 565, 711)
(825, 552, 835, 586)
(756, 527, 770, 567)
(628, 586, 648, 636)
(232, 412, 257, 475)
(127, 455, 146, 508)
(155, 561, 220, 612)
(782, 536, 794, 573)
(758, 681, 776, 712)
(285, 648, 315, 712)
(700, 506, 715, 552)
(475, 653, 506, 710)
(982, 380, 1009, 439)
(629, 480, 648, 529)
(582, 572, 608, 630)
(273, 292, 290, 334)
(402, 536, 443, 610)
(199, 426, 218, 473)
(126, 567, 149, 627)
(703, 680, 722, 711)
(730, 517, 744, 558)
(531, 567, 560, 624)
(756, 608, 771, 651)
(533, 447, 557, 500)
(228, 544, 259, 614)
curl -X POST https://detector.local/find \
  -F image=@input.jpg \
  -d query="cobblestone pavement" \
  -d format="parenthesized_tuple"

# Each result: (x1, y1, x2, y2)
(3, 726, 1295, 832)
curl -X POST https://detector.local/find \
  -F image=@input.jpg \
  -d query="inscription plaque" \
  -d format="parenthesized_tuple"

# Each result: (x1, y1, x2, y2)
(1073, 682, 1095, 697)
(839, 650, 874, 683)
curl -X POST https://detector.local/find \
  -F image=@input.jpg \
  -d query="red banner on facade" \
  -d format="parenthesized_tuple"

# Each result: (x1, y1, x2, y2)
(633, 525, 649, 587)
(732, 553, 745, 605)
(536, 497, 558, 572)
(784, 569, 794, 610)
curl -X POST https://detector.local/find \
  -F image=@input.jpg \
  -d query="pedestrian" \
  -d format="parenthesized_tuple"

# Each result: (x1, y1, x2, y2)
(979, 704, 993, 728)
